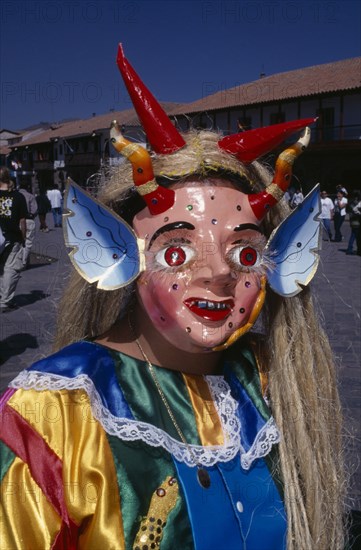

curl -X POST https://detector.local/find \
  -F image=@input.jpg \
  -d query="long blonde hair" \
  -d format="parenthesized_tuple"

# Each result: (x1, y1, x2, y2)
(55, 131, 346, 549)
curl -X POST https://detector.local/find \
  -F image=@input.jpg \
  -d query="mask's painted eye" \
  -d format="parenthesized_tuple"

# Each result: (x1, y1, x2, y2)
(156, 245, 195, 267)
(230, 245, 260, 267)
(239, 246, 258, 266)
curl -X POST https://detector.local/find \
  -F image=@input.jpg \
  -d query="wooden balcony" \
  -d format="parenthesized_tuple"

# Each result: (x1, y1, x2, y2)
(65, 152, 100, 167)
(33, 160, 54, 171)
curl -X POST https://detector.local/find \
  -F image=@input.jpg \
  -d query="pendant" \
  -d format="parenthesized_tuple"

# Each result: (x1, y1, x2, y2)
(197, 467, 211, 489)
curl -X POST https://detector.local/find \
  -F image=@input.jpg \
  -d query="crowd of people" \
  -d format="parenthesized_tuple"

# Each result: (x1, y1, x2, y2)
(319, 185, 361, 254)
(0, 168, 64, 311)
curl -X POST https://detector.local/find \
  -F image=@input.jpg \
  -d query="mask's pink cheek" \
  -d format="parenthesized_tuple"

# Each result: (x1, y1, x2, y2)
(137, 274, 186, 330)
(229, 275, 264, 327)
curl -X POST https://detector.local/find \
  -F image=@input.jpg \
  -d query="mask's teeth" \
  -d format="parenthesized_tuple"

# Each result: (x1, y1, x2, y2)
(194, 300, 230, 310)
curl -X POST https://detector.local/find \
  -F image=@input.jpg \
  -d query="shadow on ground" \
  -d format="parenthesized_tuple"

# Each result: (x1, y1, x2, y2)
(13, 290, 50, 307)
(0, 333, 38, 365)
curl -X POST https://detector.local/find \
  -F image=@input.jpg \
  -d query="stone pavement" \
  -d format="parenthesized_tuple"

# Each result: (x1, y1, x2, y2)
(0, 219, 360, 509)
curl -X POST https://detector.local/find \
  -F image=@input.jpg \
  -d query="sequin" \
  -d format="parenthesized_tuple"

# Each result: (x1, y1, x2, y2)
(211, 219, 217, 224)
(186, 204, 193, 211)
(197, 467, 211, 489)
(133, 476, 178, 549)
(240, 308, 245, 313)
(113, 253, 118, 259)
(172, 284, 178, 290)
(245, 281, 251, 288)
(297, 242, 302, 247)
(228, 322, 233, 328)
(86, 231, 92, 237)
(237, 205, 241, 211)
(186, 327, 191, 333)
(164, 216, 169, 222)
(72, 197, 77, 203)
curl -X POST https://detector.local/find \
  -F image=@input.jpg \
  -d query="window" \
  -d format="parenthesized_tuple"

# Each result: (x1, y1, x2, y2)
(269, 112, 285, 125)
(316, 108, 335, 141)
(237, 117, 252, 131)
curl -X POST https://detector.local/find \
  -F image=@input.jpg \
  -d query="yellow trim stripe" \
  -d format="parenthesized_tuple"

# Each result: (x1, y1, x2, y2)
(182, 374, 224, 446)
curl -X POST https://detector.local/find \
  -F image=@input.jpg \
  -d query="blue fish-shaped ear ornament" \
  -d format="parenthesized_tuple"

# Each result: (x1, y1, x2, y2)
(63, 182, 144, 290)
(265, 185, 321, 297)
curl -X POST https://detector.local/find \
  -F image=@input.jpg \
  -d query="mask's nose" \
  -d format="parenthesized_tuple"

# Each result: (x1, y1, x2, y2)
(192, 243, 237, 293)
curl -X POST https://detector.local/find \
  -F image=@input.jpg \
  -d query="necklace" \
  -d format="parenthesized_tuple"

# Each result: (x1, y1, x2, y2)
(128, 316, 211, 489)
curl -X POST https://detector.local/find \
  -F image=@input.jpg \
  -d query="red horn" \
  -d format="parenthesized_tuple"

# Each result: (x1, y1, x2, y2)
(219, 118, 316, 163)
(116, 44, 186, 155)
(248, 127, 312, 220)
(110, 121, 175, 215)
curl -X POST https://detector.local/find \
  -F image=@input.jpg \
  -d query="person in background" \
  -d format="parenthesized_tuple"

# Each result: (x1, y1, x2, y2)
(333, 190, 348, 242)
(0, 167, 27, 311)
(320, 190, 334, 240)
(19, 182, 37, 268)
(336, 184, 348, 197)
(346, 190, 361, 255)
(36, 190, 51, 232)
(47, 183, 63, 228)
(290, 187, 304, 208)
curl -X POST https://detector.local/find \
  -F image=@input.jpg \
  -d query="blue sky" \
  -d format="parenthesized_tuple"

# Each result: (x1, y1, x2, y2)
(1, 0, 360, 130)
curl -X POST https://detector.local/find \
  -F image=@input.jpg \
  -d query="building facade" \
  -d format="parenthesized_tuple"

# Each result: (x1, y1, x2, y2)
(170, 57, 361, 193)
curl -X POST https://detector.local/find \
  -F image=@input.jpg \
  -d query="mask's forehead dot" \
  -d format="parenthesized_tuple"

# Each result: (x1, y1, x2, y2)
(237, 205, 242, 211)
(211, 219, 217, 225)
(164, 216, 169, 222)
(186, 205, 193, 211)
(245, 281, 251, 288)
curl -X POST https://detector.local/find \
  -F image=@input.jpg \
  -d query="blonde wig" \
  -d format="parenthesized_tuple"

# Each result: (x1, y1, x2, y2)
(55, 131, 346, 549)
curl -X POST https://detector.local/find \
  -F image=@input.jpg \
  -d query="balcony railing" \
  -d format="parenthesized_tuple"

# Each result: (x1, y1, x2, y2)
(65, 152, 100, 166)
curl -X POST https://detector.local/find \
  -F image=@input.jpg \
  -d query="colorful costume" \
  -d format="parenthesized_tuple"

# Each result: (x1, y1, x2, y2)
(1, 46, 346, 549)
(1, 341, 287, 549)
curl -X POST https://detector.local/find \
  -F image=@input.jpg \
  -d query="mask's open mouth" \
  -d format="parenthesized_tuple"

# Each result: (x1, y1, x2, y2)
(183, 298, 234, 321)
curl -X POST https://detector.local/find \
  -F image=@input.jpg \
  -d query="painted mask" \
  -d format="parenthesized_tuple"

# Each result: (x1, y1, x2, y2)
(133, 180, 269, 353)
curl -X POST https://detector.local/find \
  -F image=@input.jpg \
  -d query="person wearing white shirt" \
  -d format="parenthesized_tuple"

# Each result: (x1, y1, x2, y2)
(320, 190, 334, 240)
(290, 187, 304, 208)
(333, 191, 348, 242)
(47, 184, 63, 228)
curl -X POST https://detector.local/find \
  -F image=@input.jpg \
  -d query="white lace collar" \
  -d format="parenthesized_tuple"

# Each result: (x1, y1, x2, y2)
(10, 369, 280, 470)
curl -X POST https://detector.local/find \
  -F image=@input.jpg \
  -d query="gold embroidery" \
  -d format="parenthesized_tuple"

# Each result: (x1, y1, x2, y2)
(279, 150, 297, 165)
(137, 180, 159, 196)
(120, 143, 141, 158)
(265, 184, 285, 201)
(133, 477, 178, 550)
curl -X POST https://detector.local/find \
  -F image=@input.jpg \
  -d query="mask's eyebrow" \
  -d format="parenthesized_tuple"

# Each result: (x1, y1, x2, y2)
(233, 223, 262, 233)
(149, 221, 195, 248)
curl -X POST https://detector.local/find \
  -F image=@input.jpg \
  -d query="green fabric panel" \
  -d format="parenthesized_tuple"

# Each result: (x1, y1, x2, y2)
(111, 350, 202, 445)
(107, 434, 194, 550)
(0, 440, 16, 483)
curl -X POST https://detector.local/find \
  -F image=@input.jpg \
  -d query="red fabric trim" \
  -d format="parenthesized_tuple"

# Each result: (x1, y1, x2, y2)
(51, 519, 79, 550)
(0, 388, 16, 413)
(0, 403, 74, 525)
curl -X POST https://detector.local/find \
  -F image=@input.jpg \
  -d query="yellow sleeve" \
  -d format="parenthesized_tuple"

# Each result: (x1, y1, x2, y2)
(0, 388, 125, 549)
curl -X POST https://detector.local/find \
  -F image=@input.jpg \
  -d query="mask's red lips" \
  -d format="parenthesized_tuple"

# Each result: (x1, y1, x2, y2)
(184, 298, 234, 321)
